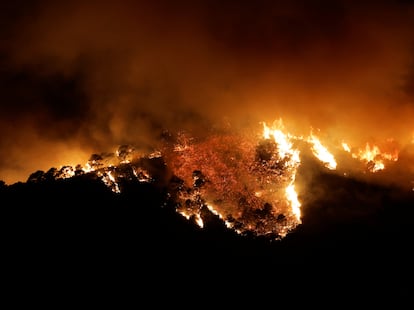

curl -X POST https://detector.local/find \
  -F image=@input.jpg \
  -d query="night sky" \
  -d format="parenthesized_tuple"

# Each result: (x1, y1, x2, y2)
(1, 0, 414, 185)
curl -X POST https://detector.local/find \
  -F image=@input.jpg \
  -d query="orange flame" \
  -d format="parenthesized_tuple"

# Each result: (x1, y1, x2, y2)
(285, 184, 301, 220)
(349, 142, 399, 172)
(342, 142, 351, 153)
(262, 120, 301, 221)
(307, 132, 337, 170)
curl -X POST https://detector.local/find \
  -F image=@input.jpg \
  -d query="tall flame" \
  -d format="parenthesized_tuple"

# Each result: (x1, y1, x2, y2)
(342, 142, 351, 153)
(307, 132, 337, 170)
(285, 184, 301, 220)
(262, 120, 301, 221)
(262, 119, 299, 162)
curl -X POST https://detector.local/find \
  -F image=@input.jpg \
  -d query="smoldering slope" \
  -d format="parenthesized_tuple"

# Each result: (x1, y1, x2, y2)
(0, 0, 414, 186)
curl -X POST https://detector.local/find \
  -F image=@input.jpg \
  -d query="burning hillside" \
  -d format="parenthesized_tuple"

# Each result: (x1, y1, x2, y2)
(20, 118, 414, 240)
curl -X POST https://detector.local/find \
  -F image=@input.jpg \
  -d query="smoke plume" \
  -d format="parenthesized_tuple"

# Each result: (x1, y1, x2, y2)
(1, 0, 414, 185)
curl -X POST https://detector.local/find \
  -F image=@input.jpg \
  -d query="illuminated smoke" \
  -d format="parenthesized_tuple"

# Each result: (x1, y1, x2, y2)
(1, 1, 414, 186)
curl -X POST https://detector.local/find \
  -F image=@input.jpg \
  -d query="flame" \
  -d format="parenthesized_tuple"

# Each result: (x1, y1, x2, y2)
(206, 204, 236, 230)
(262, 119, 296, 159)
(285, 184, 301, 220)
(101, 169, 121, 193)
(264, 121, 338, 171)
(177, 208, 204, 228)
(349, 142, 399, 172)
(262, 120, 302, 221)
(342, 142, 351, 153)
(307, 132, 337, 170)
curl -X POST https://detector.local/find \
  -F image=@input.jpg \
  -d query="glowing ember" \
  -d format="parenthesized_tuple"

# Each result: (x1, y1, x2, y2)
(55, 166, 76, 179)
(101, 169, 121, 194)
(48, 145, 155, 193)
(206, 204, 236, 230)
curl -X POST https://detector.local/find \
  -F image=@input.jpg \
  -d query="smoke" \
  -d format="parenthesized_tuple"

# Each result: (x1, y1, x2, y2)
(1, 0, 414, 184)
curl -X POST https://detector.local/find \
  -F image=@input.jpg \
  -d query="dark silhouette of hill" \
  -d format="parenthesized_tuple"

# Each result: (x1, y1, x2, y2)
(1, 163, 413, 304)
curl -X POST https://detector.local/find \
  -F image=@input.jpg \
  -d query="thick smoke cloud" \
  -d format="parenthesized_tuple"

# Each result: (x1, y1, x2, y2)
(1, 0, 414, 184)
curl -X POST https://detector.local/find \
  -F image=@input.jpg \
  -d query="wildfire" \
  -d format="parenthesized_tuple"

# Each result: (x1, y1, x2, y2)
(27, 117, 410, 240)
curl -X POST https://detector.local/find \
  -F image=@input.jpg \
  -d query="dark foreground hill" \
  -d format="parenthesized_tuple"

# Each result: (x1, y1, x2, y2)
(1, 166, 413, 305)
